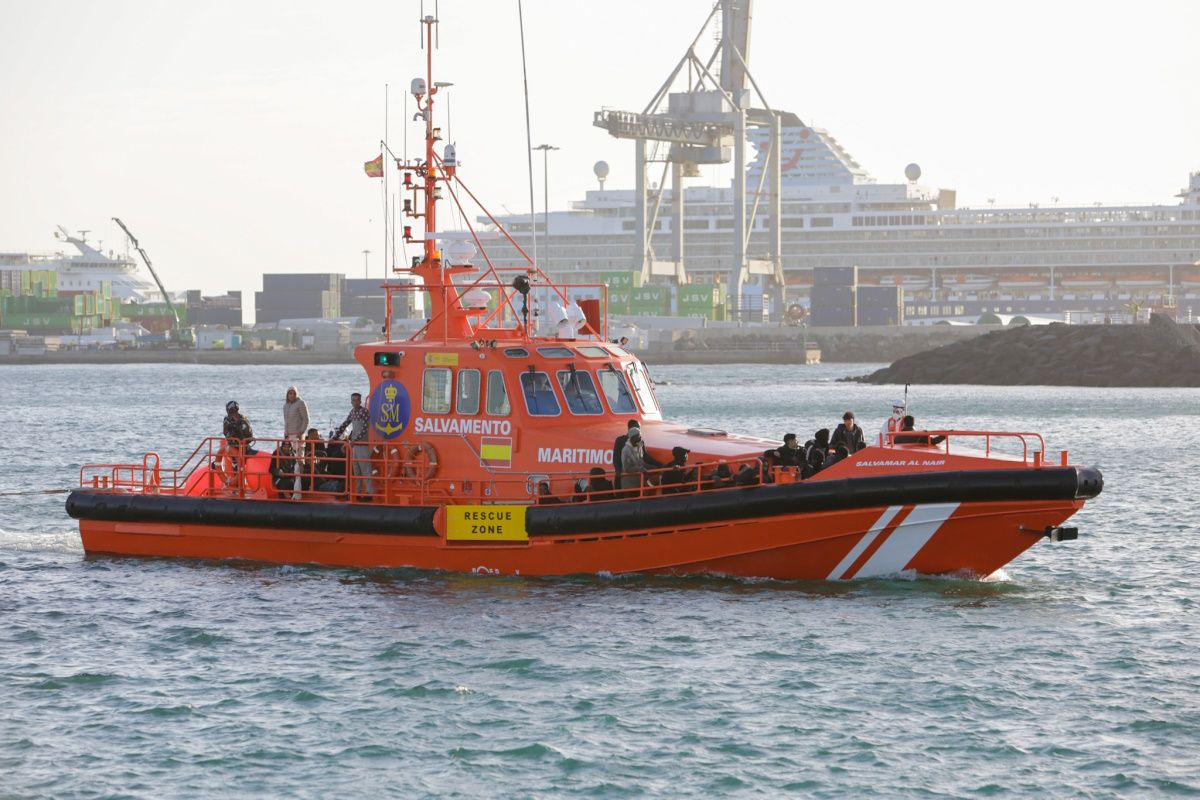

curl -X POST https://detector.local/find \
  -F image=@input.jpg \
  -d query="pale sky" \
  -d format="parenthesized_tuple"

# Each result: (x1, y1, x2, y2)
(2, 0, 1196, 310)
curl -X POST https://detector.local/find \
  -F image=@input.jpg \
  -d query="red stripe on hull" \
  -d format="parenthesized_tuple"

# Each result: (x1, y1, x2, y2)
(79, 500, 1083, 580)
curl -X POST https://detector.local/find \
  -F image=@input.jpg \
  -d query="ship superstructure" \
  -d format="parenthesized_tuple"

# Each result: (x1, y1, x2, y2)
(481, 129, 1200, 320)
(0, 227, 160, 302)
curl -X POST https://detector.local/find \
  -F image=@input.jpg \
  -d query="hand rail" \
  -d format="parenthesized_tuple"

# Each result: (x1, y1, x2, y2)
(881, 429, 1045, 464)
(78, 428, 1054, 509)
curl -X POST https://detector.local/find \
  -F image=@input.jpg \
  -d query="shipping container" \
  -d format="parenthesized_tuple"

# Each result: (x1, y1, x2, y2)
(813, 266, 858, 289)
(599, 271, 642, 291)
(811, 285, 856, 327)
(855, 285, 903, 326)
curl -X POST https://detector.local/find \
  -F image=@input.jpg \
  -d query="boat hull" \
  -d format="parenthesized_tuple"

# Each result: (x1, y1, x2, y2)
(68, 466, 1101, 580)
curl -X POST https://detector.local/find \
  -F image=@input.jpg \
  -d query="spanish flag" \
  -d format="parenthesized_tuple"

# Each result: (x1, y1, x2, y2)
(363, 154, 384, 178)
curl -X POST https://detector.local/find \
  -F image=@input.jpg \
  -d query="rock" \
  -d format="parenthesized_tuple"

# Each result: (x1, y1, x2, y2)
(852, 315, 1200, 387)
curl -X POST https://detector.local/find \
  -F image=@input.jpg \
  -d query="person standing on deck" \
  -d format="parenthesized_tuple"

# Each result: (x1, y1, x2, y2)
(282, 386, 310, 499)
(282, 386, 309, 444)
(334, 392, 374, 500)
(612, 419, 640, 489)
(831, 412, 866, 454)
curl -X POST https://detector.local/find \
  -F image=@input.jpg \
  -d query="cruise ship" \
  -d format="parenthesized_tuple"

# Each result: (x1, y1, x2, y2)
(0, 226, 160, 301)
(477, 115, 1200, 322)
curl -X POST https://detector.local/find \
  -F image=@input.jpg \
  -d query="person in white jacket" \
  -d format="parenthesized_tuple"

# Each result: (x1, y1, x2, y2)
(880, 398, 906, 444)
(282, 386, 310, 498)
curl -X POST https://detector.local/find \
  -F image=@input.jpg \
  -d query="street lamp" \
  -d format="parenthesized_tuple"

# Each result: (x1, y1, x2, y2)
(532, 144, 559, 271)
(362, 249, 370, 279)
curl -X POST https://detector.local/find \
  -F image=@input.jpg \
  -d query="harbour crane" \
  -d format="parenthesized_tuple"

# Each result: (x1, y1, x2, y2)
(593, 0, 784, 318)
(111, 217, 179, 328)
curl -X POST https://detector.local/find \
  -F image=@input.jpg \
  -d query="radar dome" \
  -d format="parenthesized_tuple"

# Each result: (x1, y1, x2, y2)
(905, 163, 922, 182)
(593, 161, 610, 179)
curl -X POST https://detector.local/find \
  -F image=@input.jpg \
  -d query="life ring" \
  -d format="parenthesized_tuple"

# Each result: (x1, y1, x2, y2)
(398, 442, 439, 481)
(211, 441, 234, 487)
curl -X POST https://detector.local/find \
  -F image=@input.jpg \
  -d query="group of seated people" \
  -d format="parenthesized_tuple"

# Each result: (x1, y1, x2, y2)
(537, 410, 943, 505)
(268, 428, 349, 498)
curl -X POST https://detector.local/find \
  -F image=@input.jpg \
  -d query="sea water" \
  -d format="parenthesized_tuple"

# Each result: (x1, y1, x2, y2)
(1, 363, 1197, 797)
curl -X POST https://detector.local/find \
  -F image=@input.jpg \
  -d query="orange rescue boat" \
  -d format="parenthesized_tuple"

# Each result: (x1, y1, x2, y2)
(66, 15, 1102, 580)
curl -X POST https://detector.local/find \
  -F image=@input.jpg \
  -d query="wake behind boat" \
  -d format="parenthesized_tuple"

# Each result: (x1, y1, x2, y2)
(66, 13, 1102, 580)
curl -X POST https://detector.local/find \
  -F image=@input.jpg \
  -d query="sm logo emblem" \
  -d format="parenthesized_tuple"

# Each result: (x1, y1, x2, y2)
(369, 380, 411, 440)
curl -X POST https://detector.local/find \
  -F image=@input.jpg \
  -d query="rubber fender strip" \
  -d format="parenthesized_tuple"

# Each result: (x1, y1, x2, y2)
(525, 466, 1103, 537)
(66, 492, 439, 536)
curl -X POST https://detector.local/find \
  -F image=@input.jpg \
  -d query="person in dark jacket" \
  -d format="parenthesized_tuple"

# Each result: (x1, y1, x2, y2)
(893, 415, 946, 446)
(822, 444, 851, 470)
(767, 433, 804, 468)
(661, 446, 695, 493)
(574, 467, 615, 501)
(801, 428, 830, 478)
(269, 441, 297, 494)
(829, 411, 866, 454)
(221, 400, 257, 476)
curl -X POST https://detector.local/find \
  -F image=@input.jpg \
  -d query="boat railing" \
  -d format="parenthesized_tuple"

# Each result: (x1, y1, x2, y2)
(78, 436, 441, 504)
(881, 429, 1050, 464)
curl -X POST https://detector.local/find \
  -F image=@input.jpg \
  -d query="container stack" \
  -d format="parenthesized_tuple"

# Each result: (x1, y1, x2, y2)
(599, 271, 641, 315)
(856, 285, 904, 326)
(677, 284, 726, 322)
(810, 266, 858, 327)
(630, 285, 670, 316)
(255, 273, 343, 324)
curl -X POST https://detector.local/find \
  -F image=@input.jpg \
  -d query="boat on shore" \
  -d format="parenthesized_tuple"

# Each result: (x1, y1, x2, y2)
(65, 13, 1103, 581)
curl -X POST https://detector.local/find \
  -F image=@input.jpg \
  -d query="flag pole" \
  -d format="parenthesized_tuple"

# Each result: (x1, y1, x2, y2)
(383, 83, 389, 281)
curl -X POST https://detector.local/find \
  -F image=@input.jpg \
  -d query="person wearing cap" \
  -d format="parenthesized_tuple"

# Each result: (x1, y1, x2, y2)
(221, 400, 256, 478)
(830, 411, 866, 455)
(881, 399, 907, 443)
(662, 446, 694, 494)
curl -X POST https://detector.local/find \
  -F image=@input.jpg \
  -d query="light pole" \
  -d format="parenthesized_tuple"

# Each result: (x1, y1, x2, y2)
(533, 144, 559, 271)
(362, 249, 370, 279)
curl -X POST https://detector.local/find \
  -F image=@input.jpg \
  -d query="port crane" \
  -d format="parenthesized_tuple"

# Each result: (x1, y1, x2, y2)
(593, 0, 784, 317)
(111, 217, 179, 328)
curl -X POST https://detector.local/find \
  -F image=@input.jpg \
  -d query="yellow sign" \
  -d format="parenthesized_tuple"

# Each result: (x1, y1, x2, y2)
(446, 505, 528, 542)
(425, 352, 459, 366)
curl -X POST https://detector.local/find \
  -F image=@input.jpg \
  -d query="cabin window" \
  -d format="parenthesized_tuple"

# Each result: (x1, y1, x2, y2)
(421, 367, 452, 414)
(626, 361, 659, 414)
(503, 347, 530, 358)
(556, 369, 603, 415)
(485, 370, 510, 416)
(457, 368, 481, 415)
(575, 345, 608, 358)
(597, 367, 637, 413)
(536, 346, 574, 358)
(520, 371, 561, 416)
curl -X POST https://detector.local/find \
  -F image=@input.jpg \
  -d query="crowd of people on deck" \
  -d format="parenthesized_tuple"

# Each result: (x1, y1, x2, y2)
(218, 387, 376, 501)
(218, 387, 942, 506)
(536, 398, 944, 504)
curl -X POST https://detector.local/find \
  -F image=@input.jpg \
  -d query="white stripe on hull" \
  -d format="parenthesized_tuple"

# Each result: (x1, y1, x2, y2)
(853, 502, 960, 578)
(826, 505, 904, 580)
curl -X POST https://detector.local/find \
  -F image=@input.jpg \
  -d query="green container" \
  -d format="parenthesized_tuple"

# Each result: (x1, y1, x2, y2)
(678, 284, 721, 316)
(630, 285, 669, 315)
(599, 271, 642, 291)
(607, 289, 632, 315)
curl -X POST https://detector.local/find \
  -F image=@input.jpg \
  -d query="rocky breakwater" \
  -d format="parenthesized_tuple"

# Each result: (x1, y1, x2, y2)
(855, 314, 1200, 387)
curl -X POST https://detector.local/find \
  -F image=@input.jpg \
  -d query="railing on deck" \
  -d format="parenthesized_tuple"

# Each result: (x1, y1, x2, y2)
(78, 429, 1061, 510)
(879, 430, 1048, 464)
